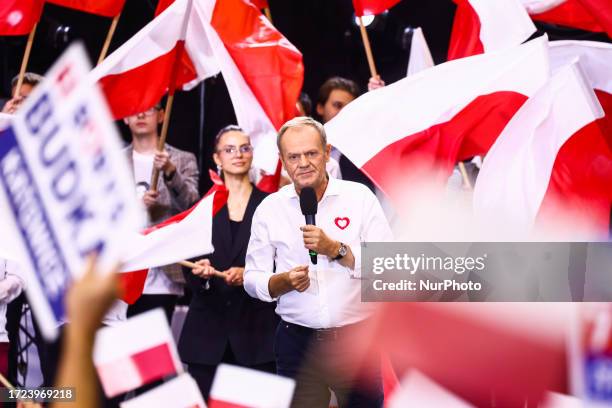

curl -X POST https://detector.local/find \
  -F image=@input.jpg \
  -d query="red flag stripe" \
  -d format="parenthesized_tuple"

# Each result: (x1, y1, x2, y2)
(98, 41, 197, 119)
(207, 400, 250, 408)
(0, 0, 44, 36)
(447, 0, 484, 61)
(47, 0, 125, 17)
(530, 0, 604, 32)
(132, 343, 179, 384)
(211, 0, 304, 130)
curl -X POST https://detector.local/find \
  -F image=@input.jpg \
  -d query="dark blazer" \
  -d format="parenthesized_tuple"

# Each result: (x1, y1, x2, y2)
(178, 187, 278, 366)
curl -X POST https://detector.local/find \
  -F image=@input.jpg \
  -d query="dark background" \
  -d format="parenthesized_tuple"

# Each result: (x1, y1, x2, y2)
(0, 0, 609, 193)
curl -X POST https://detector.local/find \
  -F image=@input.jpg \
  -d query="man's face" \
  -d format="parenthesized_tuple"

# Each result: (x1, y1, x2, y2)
(316, 89, 355, 123)
(280, 126, 330, 192)
(124, 107, 163, 136)
(11, 83, 34, 99)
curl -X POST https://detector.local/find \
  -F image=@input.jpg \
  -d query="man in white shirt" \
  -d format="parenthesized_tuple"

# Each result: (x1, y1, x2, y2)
(244, 117, 392, 407)
(123, 102, 200, 323)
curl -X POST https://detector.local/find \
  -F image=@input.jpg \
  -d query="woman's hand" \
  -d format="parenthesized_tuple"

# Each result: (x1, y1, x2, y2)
(191, 259, 219, 279)
(224, 267, 244, 286)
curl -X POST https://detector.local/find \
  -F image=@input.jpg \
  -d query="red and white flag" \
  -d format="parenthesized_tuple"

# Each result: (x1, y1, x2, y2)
(473, 62, 609, 237)
(47, 0, 125, 17)
(118, 171, 228, 304)
(94, 0, 303, 174)
(120, 373, 206, 408)
(406, 27, 434, 77)
(448, 0, 537, 60)
(0, 0, 44, 36)
(91, 0, 220, 120)
(94, 309, 184, 397)
(353, 0, 402, 17)
(209, 364, 295, 408)
(325, 37, 550, 208)
(523, 0, 612, 38)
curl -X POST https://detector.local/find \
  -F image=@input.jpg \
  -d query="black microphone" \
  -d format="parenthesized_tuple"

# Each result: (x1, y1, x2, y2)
(299, 187, 318, 265)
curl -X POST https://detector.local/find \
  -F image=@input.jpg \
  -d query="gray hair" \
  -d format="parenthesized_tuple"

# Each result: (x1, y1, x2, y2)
(277, 116, 327, 152)
(11, 72, 44, 90)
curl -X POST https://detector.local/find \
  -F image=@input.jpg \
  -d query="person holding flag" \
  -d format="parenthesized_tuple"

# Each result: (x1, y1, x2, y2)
(123, 100, 200, 324)
(179, 125, 278, 401)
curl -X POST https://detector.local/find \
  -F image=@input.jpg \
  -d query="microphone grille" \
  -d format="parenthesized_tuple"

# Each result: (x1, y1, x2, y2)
(299, 187, 318, 215)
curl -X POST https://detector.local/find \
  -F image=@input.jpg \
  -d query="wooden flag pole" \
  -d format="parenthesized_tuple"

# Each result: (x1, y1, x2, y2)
(357, 16, 378, 78)
(264, 7, 273, 22)
(15, 24, 38, 97)
(150, 93, 176, 191)
(0, 372, 14, 390)
(97, 12, 122, 65)
(458, 162, 473, 190)
(179, 260, 227, 278)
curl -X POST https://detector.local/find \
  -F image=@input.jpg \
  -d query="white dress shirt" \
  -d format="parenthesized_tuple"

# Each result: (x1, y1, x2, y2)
(244, 177, 393, 329)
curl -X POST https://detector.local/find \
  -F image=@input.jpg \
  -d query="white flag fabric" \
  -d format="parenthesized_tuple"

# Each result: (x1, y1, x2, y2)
(406, 27, 434, 77)
(93, 309, 183, 397)
(120, 373, 206, 408)
(473, 61, 604, 234)
(209, 364, 295, 408)
(120, 189, 218, 272)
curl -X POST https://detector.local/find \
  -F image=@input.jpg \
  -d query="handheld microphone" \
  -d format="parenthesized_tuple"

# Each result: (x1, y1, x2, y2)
(299, 187, 318, 265)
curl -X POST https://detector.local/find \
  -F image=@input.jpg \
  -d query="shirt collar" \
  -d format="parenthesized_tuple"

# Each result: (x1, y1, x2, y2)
(282, 174, 341, 201)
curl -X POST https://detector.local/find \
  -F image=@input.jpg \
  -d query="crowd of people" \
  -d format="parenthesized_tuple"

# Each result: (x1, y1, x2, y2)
(0, 69, 420, 407)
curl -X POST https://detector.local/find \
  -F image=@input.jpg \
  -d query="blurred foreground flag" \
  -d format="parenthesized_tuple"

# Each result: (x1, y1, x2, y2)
(47, 0, 125, 17)
(209, 364, 295, 408)
(325, 37, 550, 208)
(353, 0, 401, 16)
(570, 304, 612, 405)
(448, 0, 536, 60)
(388, 370, 473, 408)
(118, 170, 228, 304)
(334, 303, 569, 406)
(0, 0, 44, 35)
(120, 373, 206, 408)
(0, 44, 142, 340)
(94, 309, 183, 398)
(406, 27, 434, 76)
(473, 62, 609, 237)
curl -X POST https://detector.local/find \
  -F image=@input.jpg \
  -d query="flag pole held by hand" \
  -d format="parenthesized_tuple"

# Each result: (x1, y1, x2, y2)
(179, 260, 226, 279)
(150, 93, 175, 192)
(15, 24, 38, 97)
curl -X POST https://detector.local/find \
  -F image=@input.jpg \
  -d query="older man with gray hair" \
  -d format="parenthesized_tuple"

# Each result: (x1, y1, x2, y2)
(244, 116, 392, 407)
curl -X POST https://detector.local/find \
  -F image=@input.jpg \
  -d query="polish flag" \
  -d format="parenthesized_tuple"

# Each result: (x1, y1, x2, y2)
(120, 373, 206, 408)
(154, 0, 175, 16)
(406, 27, 434, 77)
(251, 0, 269, 9)
(448, 0, 537, 60)
(0, 0, 44, 36)
(91, 0, 221, 120)
(47, 0, 125, 17)
(523, 0, 612, 38)
(208, 364, 295, 408)
(94, 0, 303, 174)
(353, 0, 402, 16)
(473, 62, 609, 237)
(118, 170, 228, 305)
(325, 37, 550, 208)
(94, 309, 184, 397)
